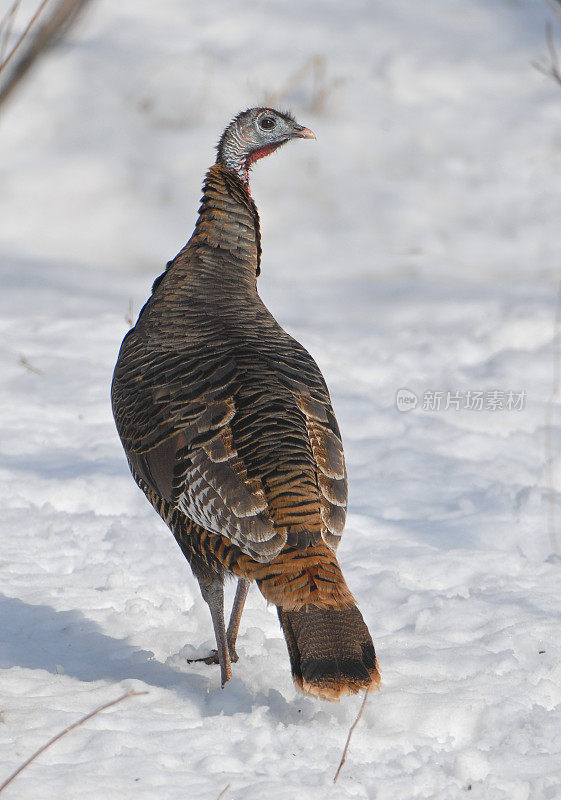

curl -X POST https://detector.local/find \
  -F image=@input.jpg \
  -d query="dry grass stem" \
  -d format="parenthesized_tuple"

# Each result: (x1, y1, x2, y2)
(333, 691, 369, 783)
(19, 354, 43, 375)
(125, 297, 134, 328)
(264, 55, 343, 113)
(534, 20, 561, 86)
(0, 1, 21, 63)
(0, 690, 148, 794)
(0, 0, 51, 76)
(0, 0, 92, 111)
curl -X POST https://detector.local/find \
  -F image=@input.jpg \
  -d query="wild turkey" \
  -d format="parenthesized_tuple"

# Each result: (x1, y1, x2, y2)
(111, 108, 381, 700)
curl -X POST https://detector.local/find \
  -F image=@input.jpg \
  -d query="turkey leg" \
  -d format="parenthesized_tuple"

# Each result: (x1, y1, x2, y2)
(197, 577, 232, 686)
(226, 578, 250, 662)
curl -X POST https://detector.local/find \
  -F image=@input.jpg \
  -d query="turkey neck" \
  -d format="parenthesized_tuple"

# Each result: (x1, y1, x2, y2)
(174, 163, 262, 298)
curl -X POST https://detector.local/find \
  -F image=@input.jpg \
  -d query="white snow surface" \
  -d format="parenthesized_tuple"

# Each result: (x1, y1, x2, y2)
(2, 1, 561, 798)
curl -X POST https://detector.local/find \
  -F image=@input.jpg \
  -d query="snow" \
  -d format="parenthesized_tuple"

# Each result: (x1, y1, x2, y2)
(2, 0, 561, 797)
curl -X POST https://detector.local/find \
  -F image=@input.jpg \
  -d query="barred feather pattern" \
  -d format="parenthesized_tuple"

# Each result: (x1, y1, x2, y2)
(113, 164, 347, 569)
(111, 162, 379, 697)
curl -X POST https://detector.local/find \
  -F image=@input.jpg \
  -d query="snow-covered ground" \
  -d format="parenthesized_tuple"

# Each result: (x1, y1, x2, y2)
(2, 1, 561, 797)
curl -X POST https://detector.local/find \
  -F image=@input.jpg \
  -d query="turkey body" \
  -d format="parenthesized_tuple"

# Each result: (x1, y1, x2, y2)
(112, 155, 380, 700)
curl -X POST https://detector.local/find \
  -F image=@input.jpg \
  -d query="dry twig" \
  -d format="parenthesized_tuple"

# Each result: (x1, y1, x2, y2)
(534, 20, 561, 85)
(18, 353, 43, 375)
(0, 689, 147, 795)
(0, 0, 92, 111)
(333, 691, 369, 783)
(549, 0, 561, 24)
(264, 55, 343, 113)
(125, 297, 134, 328)
(0, 0, 50, 77)
(0, 1, 21, 63)
(216, 785, 230, 800)
(533, 1, 561, 86)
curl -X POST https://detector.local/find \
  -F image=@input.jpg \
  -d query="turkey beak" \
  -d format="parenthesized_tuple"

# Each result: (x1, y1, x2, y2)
(293, 125, 316, 140)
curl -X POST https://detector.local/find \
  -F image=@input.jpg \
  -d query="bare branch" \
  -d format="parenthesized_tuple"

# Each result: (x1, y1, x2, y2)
(0, 1, 21, 63)
(264, 54, 343, 113)
(333, 691, 369, 783)
(19, 353, 43, 375)
(548, 0, 561, 26)
(0, 690, 148, 795)
(0, 0, 93, 112)
(125, 298, 134, 329)
(0, 0, 51, 77)
(216, 785, 230, 800)
(534, 20, 561, 86)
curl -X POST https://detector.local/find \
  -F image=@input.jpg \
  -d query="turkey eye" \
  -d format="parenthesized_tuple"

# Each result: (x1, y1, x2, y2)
(259, 117, 276, 130)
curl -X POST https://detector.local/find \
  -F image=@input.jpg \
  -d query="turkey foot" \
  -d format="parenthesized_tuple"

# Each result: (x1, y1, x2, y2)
(187, 645, 239, 665)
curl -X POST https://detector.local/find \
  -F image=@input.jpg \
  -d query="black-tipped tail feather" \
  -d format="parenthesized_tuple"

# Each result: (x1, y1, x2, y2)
(278, 605, 380, 701)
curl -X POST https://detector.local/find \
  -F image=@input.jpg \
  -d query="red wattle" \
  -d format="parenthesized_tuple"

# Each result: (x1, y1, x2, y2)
(246, 143, 280, 168)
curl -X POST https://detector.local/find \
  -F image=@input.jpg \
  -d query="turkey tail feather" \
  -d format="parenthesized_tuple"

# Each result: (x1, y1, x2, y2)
(277, 605, 381, 701)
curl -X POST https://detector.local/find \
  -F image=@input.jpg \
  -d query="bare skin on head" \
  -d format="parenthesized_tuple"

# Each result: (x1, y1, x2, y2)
(216, 107, 316, 187)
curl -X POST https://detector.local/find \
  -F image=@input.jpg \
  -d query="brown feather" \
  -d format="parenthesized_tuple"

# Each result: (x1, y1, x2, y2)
(111, 156, 380, 699)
